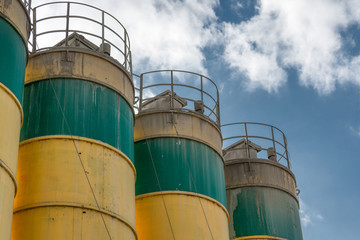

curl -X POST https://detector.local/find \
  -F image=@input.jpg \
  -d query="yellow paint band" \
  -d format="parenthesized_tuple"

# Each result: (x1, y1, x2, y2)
(14, 135, 137, 239)
(12, 206, 137, 240)
(134, 111, 223, 156)
(0, 158, 17, 196)
(0, 82, 22, 239)
(136, 190, 229, 220)
(136, 191, 230, 240)
(0, 82, 23, 126)
(19, 135, 136, 179)
(234, 236, 287, 240)
(13, 201, 137, 238)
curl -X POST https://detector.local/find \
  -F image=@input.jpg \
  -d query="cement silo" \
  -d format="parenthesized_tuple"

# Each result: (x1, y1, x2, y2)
(222, 122, 303, 240)
(0, 0, 30, 238)
(11, 2, 136, 239)
(134, 70, 230, 239)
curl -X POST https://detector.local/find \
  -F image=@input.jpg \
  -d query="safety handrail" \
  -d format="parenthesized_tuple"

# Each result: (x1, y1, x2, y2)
(222, 122, 291, 168)
(20, 0, 31, 14)
(136, 70, 221, 127)
(29, 1, 132, 75)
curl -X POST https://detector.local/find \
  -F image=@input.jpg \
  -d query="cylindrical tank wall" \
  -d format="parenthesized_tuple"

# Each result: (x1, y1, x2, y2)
(225, 159, 303, 240)
(0, 1, 29, 238)
(12, 51, 136, 240)
(134, 111, 229, 240)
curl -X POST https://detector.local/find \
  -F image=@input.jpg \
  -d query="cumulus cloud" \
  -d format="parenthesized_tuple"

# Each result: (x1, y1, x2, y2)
(299, 198, 324, 228)
(111, 0, 220, 74)
(221, 0, 360, 94)
(31, 0, 360, 94)
(32, 0, 220, 75)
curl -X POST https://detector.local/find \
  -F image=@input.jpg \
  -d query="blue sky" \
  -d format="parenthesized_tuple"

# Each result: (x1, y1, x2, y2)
(32, 0, 360, 238)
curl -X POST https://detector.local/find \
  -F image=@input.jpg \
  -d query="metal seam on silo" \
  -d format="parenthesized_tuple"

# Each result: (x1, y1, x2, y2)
(171, 113, 215, 240)
(0, 1, 30, 238)
(223, 122, 303, 240)
(140, 123, 176, 240)
(49, 78, 112, 239)
(12, 2, 137, 239)
(134, 70, 229, 240)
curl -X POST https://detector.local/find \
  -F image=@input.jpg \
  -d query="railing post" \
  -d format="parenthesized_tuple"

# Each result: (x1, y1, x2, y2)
(124, 28, 127, 71)
(244, 123, 250, 158)
(271, 126, 276, 159)
(129, 50, 132, 76)
(32, 7, 36, 53)
(65, 2, 70, 47)
(283, 134, 290, 168)
(216, 90, 220, 127)
(200, 76, 203, 104)
(170, 71, 174, 109)
(139, 74, 143, 111)
(101, 11, 105, 46)
(28, 0, 32, 13)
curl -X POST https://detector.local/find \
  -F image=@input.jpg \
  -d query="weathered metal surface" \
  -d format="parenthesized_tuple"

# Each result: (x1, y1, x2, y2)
(227, 187, 302, 240)
(225, 159, 298, 201)
(0, 17, 27, 102)
(21, 78, 134, 161)
(223, 123, 302, 240)
(0, 83, 22, 240)
(25, 51, 134, 108)
(135, 137, 227, 207)
(134, 111, 222, 156)
(136, 191, 229, 240)
(12, 136, 137, 240)
(29, 2, 132, 75)
(0, 5, 29, 238)
(225, 159, 303, 240)
(223, 139, 261, 160)
(0, 0, 30, 43)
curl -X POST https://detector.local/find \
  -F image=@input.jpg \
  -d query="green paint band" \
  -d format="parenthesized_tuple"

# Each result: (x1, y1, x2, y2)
(0, 17, 27, 103)
(135, 137, 227, 207)
(21, 78, 134, 161)
(229, 187, 303, 240)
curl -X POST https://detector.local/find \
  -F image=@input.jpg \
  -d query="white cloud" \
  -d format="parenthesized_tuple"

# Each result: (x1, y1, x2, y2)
(32, 0, 220, 75)
(299, 198, 324, 228)
(112, 0, 220, 74)
(221, 0, 360, 94)
(31, 0, 360, 95)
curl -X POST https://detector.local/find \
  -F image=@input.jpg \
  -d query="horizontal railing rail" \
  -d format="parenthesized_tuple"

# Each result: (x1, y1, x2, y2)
(135, 70, 220, 127)
(222, 122, 291, 168)
(20, 0, 31, 14)
(28, 1, 132, 75)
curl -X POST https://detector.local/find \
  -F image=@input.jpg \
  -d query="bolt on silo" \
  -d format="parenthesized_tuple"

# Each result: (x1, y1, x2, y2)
(11, 2, 136, 239)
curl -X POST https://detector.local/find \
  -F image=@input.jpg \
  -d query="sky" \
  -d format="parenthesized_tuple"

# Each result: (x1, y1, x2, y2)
(31, 0, 360, 239)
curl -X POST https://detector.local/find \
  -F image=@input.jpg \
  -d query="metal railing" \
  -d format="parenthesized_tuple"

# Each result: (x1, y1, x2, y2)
(29, 1, 132, 75)
(222, 122, 290, 168)
(20, 0, 31, 14)
(135, 70, 221, 127)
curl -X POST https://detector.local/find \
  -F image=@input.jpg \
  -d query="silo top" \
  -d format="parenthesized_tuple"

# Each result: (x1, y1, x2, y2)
(135, 70, 221, 128)
(29, 1, 132, 77)
(222, 122, 291, 169)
